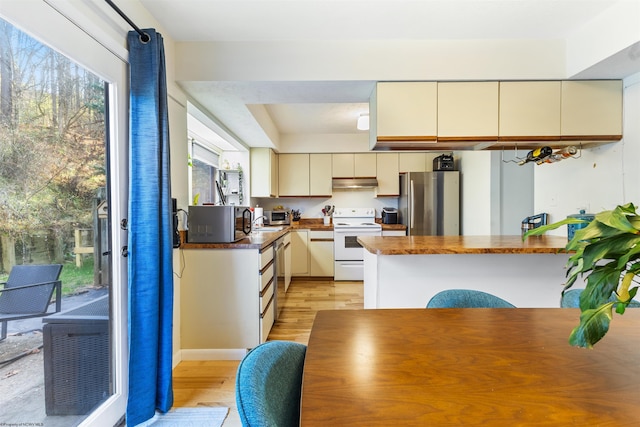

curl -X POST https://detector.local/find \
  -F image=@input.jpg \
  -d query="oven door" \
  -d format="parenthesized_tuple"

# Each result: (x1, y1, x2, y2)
(334, 227, 381, 261)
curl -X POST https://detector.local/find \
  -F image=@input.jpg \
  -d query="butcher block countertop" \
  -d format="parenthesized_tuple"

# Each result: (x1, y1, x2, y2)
(180, 218, 406, 250)
(357, 235, 570, 255)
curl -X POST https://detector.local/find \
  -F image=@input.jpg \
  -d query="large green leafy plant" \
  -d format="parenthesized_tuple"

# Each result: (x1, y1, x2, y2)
(524, 203, 640, 348)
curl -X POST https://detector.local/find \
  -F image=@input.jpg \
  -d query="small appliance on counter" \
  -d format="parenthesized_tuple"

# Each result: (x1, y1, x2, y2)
(433, 154, 455, 171)
(521, 213, 548, 235)
(187, 205, 251, 243)
(567, 209, 594, 240)
(264, 210, 291, 226)
(382, 207, 398, 224)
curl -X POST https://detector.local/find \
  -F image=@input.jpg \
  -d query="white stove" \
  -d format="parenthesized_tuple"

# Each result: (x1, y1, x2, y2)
(333, 208, 382, 281)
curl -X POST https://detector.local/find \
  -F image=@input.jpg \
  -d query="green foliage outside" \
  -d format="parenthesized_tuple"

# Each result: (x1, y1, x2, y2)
(0, 258, 95, 296)
(0, 19, 106, 273)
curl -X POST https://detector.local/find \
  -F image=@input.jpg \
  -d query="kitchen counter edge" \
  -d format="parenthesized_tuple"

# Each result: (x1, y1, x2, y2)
(357, 235, 570, 255)
(179, 221, 407, 251)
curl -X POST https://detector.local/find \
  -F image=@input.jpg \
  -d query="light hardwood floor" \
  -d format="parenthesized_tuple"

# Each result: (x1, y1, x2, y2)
(172, 278, 364, 426)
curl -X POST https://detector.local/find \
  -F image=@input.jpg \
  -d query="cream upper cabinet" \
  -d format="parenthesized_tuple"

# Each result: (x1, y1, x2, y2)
(309, 153, 332, 196)
(399, 153, 427, 172)
(250, 148, 278, 198)
(376, 153, 399, 197)
(375, 82, 438, 138)
(332, 153, 376, 177)
(499, 81, 561, 139)
(438, 82, 499, 139)
(332, 153, 354, 178)
(279, 153, 309, 196)
(354, 153, 377, 176)
(561, 80, 623, 139)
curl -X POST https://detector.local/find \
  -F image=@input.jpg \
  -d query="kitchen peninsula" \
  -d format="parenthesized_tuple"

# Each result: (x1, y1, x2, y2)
(358, 235, 584, 309)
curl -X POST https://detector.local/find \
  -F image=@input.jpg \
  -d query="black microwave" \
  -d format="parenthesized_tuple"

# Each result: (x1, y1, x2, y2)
(187, 205, 252, 243)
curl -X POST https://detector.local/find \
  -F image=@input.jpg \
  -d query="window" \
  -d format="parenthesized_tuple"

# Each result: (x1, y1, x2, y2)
(190, 139, 219, 205)
(0, 2, 129, 424)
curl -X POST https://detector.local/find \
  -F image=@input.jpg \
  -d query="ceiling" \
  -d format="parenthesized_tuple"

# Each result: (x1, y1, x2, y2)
(138, 0, 632, 150)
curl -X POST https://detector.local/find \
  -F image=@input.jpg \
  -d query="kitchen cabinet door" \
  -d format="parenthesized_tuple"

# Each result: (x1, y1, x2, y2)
(399, 153, 427, 172)
(291, 230, 309, 276)
(437, 82, 499, 140)
(354, 153, 376, 177)
(332, 153, 354, 178)
(499, 81, 561, 139)
(561, 80, 622, 139)
(309, 231, 334, 277)
(279, 153, 309, 196)
(310, 153, 332, 196)
(376, 153, 399, 197)
(250, 148, 278, 197)
(375, 82, 438, 138)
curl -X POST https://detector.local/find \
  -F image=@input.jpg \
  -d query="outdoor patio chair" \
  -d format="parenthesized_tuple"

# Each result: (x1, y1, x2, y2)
(0, 264, 63, 341)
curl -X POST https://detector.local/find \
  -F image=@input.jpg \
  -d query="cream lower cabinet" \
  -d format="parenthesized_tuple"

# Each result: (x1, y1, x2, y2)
(382, 230, 406, 236)
(181, 245, 275, 354)
(309, 230, 334, 277)
(291, 229, 309, 276)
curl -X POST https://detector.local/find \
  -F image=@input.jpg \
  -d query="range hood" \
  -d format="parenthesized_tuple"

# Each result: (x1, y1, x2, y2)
(332, 177, 379, 189)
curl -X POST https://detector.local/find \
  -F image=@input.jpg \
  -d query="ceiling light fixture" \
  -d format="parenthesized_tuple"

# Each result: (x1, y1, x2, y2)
(357, 113, 369, 131)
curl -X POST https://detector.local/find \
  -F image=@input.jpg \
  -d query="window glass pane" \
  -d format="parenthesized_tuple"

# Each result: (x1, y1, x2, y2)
(0, 17, 112, 425)
(191, 158, 217, 205)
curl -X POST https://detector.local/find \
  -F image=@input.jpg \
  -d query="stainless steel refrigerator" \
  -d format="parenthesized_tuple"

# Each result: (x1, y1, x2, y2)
(398, 171, 460, 235)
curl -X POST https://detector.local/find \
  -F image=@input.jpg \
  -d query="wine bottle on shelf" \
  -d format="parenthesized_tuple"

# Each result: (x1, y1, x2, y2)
(537, 146, 578, 164)
(518, 146, 552, 165)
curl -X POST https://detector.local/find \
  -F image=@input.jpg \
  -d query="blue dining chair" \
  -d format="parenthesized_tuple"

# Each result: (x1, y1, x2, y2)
(236, 340, 307, 427)
(426, 289, 516, 308)
(561, 288, 640, 308)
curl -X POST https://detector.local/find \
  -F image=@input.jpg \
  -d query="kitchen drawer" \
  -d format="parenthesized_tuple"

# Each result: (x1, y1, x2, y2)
(283, 231, 291, 245)
(260, 246, 274, 270)
(260, 295, 275, 343)
(260, 262, 274, 292)
(309, 230, 334, 240)
(260, 276, 274, 314)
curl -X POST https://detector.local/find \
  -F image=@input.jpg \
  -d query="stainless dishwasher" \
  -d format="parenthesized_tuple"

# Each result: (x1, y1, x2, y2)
(274, 236, 286, 320)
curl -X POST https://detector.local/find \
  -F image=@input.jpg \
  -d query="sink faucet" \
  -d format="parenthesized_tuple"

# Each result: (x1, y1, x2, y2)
(252, 215, 267, 226)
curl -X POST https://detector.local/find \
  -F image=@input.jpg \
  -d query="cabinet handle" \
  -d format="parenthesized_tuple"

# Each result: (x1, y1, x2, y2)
(260, 258, 274, 275)
(260, 295, 274, 318)
(260, 276, 274, 297)
(310, 238, 334, 242)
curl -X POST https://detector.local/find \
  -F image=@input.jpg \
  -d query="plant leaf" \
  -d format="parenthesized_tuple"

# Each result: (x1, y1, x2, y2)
(568, 302, 615, 348)
(593, 203, 639, 234)
(522, 217, 586, 241)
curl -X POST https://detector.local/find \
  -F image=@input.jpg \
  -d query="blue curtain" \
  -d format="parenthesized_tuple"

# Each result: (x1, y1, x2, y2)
(126, 29, 174, 426)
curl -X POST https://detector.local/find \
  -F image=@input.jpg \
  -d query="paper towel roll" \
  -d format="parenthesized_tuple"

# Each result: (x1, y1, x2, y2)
(254, 207, 264, 227)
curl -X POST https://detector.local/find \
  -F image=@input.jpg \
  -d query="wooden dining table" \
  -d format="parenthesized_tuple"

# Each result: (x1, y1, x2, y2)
(300, 308, 640, 426)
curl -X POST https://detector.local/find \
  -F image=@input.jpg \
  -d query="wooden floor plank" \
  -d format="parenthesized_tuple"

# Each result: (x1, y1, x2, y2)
(172, 278, 364, 426)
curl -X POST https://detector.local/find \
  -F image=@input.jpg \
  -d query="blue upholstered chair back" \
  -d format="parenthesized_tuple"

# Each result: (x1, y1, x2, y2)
(236, 340, 307, 427)
(561, 288, 640, 308)
(427, 289, 516, 308)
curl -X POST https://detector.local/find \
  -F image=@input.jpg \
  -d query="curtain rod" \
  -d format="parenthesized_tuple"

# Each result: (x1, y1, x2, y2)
(104, 0, 150, 43)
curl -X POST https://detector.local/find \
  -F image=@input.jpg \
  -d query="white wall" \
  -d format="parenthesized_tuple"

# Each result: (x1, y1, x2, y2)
(458, 151, 493, 235)
(533, 72, 640, 236)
